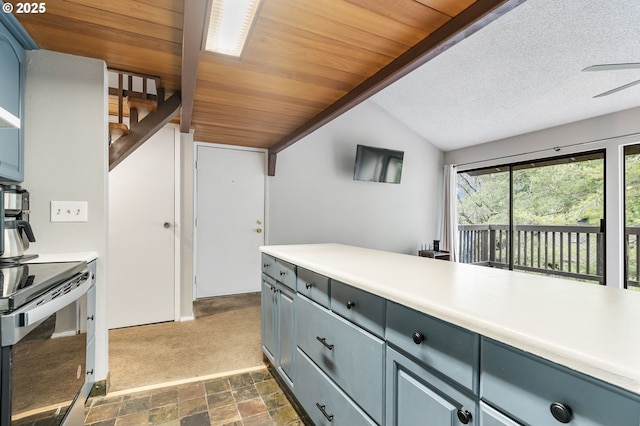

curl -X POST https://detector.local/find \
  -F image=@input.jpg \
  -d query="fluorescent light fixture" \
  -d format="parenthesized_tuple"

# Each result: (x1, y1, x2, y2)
(205, 0, 262, 57)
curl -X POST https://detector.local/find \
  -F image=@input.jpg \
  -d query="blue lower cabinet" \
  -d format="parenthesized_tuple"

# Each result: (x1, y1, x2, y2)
(296, 294, 384, 423)
(261, 274, 276, 363)
(387, 347, 478, 426)
(481, 338, 640, 426)
(277, 284, 295, 387)
(261, 273, 295, 388)
(296, 348, 377, 426)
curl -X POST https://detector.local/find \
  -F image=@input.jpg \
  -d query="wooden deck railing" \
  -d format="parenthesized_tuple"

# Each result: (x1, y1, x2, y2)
(459, 224, 606, 285)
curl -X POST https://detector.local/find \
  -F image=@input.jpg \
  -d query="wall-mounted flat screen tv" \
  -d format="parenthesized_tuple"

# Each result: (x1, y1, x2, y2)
(353, 144, 404, 184)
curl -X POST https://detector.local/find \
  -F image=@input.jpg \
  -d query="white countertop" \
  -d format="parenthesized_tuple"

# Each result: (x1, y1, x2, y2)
(25, 251, 99, 263)
(261, 243, 640, 395)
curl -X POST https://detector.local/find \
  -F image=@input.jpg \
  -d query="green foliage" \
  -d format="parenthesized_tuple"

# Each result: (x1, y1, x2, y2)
(457, 158, 605, 226)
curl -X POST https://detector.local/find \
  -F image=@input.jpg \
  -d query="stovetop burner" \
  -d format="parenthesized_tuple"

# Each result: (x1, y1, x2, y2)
(0, 261, 87, 314)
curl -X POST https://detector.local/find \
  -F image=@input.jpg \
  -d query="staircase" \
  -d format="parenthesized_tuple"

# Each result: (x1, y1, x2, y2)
(108, 69, 180, 170)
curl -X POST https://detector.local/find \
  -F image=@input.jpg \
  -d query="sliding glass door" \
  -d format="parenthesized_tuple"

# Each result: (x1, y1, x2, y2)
(457, 151, 605, 285)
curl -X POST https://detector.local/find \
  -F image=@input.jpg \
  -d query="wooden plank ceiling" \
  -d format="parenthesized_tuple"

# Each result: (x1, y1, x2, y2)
(9, 0, 519, 156)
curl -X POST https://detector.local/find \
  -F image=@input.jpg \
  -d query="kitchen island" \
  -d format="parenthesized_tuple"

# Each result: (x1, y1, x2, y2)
(260, 243, 640, 425)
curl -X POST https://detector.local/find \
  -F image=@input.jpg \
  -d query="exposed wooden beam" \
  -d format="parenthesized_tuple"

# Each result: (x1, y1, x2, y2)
(180, 0, 208, 133)
(269, 0, 528, 155)
(267, 152, 277, 176)
(109, 91, 181, 170)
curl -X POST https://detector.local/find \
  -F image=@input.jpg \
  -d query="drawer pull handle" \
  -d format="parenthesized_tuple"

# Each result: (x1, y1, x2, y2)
(457, 409, 472, 424)
(412, 332, 425, 344)
(280, 271, 286, 276)
(316, 336, 334, 350)
(550, 402, 572, 423)
(315, 403, 334, 421)
(306, 282, 314, 289)
(346, 300, 355, 309)
(263, 263, 270, 268)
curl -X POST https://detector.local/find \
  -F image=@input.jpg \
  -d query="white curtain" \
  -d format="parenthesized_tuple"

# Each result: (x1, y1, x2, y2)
(440, 164, 459, 261)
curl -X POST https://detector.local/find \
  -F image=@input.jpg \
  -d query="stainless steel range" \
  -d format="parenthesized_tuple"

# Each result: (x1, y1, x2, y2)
(0, 185, 93, 425)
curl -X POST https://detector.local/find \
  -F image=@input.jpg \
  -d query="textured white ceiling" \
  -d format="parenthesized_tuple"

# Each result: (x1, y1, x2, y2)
(371, 0, 640, 151)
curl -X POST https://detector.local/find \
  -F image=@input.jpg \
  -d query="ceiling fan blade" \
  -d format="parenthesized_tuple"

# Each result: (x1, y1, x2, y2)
(583, 63, 640, 72)
(593, 78, 640, 98)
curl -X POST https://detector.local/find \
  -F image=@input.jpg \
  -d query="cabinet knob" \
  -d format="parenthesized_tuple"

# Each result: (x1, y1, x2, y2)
(550, 402, 572, 423)
(280, 271, 286, 276)
(305, 282, 314, 289)
(412, 332, 425, 344)
(346, 300, 355, 309)
(456, 409, 472, 424)
(263, 263, 270, 268)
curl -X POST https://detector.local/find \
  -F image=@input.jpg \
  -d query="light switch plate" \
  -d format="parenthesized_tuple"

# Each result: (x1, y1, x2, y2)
(51, 201, 88, 222)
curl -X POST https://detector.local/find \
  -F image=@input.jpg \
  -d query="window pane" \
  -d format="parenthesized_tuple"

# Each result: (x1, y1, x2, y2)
(512, 153, 604, 284)
(457, 168, 510, 267)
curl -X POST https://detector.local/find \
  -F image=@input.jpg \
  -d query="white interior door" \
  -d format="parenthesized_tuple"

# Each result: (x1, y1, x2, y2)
(196, 145, 265, 298)
(108, 126, 177, 328)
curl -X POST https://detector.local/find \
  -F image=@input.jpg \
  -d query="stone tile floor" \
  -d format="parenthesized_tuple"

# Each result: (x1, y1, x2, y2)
(84, 368, 304, 426)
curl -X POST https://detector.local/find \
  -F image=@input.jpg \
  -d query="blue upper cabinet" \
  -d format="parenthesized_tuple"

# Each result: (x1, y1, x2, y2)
(0, 10, 36, 182)
(0, 20, 24, 182)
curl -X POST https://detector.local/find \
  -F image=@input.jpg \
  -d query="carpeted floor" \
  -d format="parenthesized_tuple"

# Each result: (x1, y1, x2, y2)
(108, 292, 264, 392)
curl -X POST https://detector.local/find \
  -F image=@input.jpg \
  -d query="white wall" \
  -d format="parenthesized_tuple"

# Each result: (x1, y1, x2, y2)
(180, 131, 195, 320)
(444, 106, 640, 168)
(268, 101, 443, 255)
(444, 106, 640, 287)
(22, 50, 109, 381)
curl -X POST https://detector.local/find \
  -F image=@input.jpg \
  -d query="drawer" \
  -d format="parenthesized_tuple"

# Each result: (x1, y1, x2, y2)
(481, 339, 640, 426)
(331, 280, 385, 338)
(297, 295, 384, 423)
(295, 348, 377, 426)
(275, 259, 296, 290)
(297, 267, 330, 308)
(386, 301, 479, 393)
(261, 253, 276, 279)
(480, 402, 522, 426)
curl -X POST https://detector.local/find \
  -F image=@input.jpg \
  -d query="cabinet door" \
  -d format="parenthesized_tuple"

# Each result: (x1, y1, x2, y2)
(261, 275, 276, 363)
(0, 22, 24, 182)
(387, 347, 477, 426)
(277, 284, 295, 388)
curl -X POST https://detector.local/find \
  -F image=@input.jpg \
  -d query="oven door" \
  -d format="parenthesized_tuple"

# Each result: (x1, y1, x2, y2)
(0, 271, 91, 426)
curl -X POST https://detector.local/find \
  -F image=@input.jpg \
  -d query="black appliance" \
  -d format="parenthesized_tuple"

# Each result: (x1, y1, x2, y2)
(353, 144, 404, 184)
(0, 260, 92, 425)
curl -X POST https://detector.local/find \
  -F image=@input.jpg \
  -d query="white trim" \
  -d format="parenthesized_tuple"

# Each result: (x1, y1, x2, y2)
(455, 132, 640, 172)
(605, 144, 625, 288)
(172, 125, 182, 321)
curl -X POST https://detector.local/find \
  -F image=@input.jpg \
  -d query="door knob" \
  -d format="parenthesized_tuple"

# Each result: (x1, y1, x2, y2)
(163, 222, 171, 229)
(257, 228, 263, 233)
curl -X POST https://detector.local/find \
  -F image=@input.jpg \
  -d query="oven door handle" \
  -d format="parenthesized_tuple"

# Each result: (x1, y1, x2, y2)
(1, 273, 91, 346)
(22, 278, 90, 326)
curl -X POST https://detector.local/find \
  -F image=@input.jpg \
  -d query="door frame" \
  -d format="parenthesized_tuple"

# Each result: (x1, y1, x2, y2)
(172, 125, 182, 321)
(192, 142, 268, 301)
